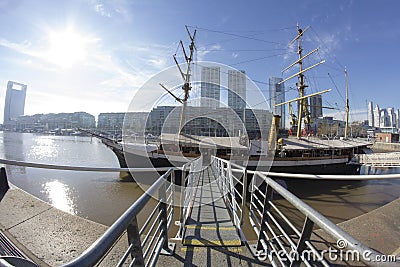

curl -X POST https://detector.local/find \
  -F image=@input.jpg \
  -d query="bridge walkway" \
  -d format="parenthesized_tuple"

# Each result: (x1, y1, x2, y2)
(182, 166, 241, 247)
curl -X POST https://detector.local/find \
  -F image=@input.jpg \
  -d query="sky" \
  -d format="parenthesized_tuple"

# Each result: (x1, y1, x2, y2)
(0, 0, 399, 124)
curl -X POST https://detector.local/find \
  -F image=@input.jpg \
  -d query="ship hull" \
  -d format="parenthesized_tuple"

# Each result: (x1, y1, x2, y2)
(111, 146, 361, 177)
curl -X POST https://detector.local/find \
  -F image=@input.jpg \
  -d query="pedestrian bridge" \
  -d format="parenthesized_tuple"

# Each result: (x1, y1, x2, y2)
(0, 157, 399, 266)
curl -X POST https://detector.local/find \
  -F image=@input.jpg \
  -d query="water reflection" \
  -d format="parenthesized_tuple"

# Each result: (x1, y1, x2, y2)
(42, 180, 76, 214)
(28, 136, 59, 161)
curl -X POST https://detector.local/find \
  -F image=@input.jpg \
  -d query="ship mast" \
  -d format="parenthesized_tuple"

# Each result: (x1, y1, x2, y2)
(160, 26, 196, 135)
(279, 24, 327, 138)
(344, 67, 349, 138)
(295, 25, 306, 138)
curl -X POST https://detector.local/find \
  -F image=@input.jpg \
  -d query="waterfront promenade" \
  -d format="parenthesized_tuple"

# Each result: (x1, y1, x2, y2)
(0, 186, 122, 266)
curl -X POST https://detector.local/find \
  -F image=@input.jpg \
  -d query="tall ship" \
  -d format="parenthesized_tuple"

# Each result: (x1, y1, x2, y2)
(98, 25, 371, 176)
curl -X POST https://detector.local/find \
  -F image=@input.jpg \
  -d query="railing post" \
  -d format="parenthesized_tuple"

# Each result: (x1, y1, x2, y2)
(127, 216, 144, 267)
(227, 162, 238, 226)
(290, 217, 314, 267)
(217, 159, 222, 188)
(256, 181, 274, 252)
(224, 162, 229, 198)
(178, 165, 187, 237)
(221, 162, 226, 199)
(240, 168, 248, 226)
(0, 167, 10, 203)
(158, 180, 173, 255)
(170, 170, 175, 221)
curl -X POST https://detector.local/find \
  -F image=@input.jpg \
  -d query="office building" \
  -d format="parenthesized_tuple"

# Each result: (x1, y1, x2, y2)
(97, 112, 127, 132)
(374, 104, 380, 128)
(269, 77, 285, 129)
(16, 112, 95, 132)
(145, 105, 272, 139)
(379, 109, 388, 128)
(367, 101, 374, 127)
(145, 106, 175, 136)
(309, 95, 323, 119)
(200, 66, 220, 109)
(387, 107, 396, 128)
(3, 81, 27, 128)
(228, 70, 246, 112)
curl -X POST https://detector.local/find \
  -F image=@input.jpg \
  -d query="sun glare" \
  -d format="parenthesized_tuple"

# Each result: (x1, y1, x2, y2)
(46, 29, 88, 68)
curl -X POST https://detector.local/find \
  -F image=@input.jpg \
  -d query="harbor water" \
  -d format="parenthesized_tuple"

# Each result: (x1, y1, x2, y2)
(1, 132, 400, 227)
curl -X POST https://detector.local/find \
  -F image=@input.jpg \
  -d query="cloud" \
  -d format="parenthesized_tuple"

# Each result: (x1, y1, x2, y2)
(283, 44, 296, 61)
(306, 31, 340, 59)
(0, 31, 101, 70)
(94, 4, 112, 18)
(90, 0, 132, 22)
(0, 38, 37, 58)
(197, 44, 221, 61)
(0, 35, 175, 118)
(147, 57, 167, 70)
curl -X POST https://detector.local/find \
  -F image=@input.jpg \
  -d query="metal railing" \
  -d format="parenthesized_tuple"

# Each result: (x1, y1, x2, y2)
(0, 159, 178, 267)
(62, 168, 175, 267)
(211, 156, 247, 231)
(248, 171, 398, 267)
(0, 158, 173, 172)
(1, 157, 399, 266)
(177, 157, 203, 238)
(356, 152, 400, 167)
(255, 170, 400, 180)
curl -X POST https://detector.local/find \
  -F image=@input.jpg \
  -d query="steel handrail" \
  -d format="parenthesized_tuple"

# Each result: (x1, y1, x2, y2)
(61, 168, 174, 267)
(248, 169, 400, 180)
(0, 158, 176, 172)
(5, 158, 400, 179)
(251, 171, 398, 267)
(177, 157, 202, 238)
(211, 156, 247, 228)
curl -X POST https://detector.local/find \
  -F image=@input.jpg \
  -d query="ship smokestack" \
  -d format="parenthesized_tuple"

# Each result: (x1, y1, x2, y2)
(268, 115, 281, 156)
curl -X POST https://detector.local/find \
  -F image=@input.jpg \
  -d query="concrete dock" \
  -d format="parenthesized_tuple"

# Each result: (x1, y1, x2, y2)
(338, 196, 400, 256)
(0, 183, 399, 266)
(0, 186, 129, 266)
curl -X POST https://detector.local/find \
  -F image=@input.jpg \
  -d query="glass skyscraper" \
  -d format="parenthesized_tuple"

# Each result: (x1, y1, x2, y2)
(228, 70, 246, 111)
(3, 81, 27, 128)
(269, 77, 285, 129)
(310, 95, 323, 119)
(200, 66, 220, 109)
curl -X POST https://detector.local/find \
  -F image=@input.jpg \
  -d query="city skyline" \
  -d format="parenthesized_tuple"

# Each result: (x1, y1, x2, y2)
(367, 100, 400, 132)
(0, 1, 399, 124)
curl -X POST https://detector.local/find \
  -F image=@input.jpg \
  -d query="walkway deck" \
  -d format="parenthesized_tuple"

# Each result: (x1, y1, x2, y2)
(183, 167, 241, 247)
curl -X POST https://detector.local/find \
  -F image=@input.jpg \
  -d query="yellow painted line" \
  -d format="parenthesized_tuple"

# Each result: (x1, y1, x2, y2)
(183, 239, 242, 246)
(392, 246, 400, 256)
(185, 225, 237, 231)
(181, 247, 242, 252)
